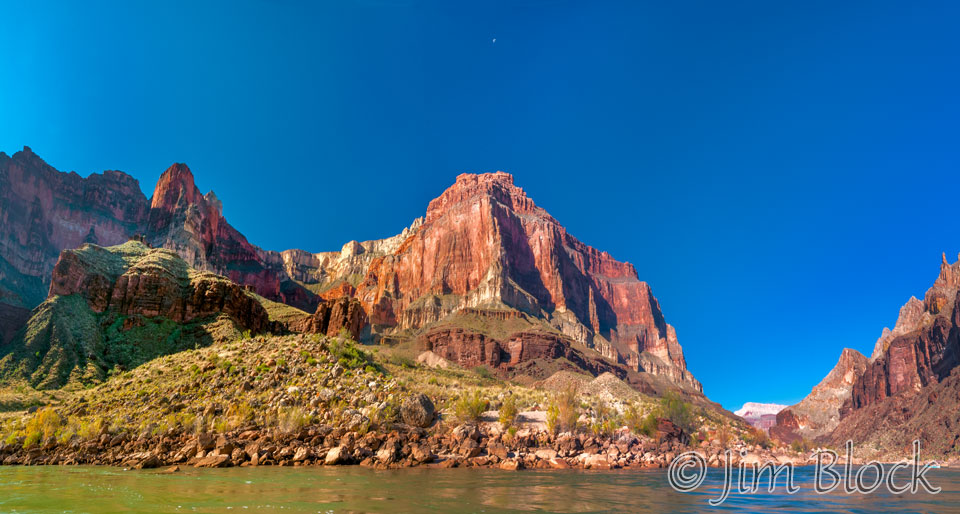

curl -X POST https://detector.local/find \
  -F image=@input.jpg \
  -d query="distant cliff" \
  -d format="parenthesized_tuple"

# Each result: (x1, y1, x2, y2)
(776, 253, 960, 457)
(0, 148, 701, 393)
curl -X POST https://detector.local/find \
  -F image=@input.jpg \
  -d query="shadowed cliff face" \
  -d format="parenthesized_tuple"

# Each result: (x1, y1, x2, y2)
(770, 348, 867, 443)
(0, 149, 700, 392)
(776, 254, 960, 452)
(0, 241, 274, 389)
(0, 148, 149, 313)
(0, 150, 319, 321)
(145, 163, 316, 311)
(842, 255, 960, 413)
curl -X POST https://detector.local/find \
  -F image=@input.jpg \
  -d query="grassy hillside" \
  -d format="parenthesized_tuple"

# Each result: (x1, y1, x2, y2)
(0, 241, 271, 391)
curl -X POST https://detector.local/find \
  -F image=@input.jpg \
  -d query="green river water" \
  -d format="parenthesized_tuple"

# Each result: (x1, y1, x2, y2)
(0, 465, 956, 513)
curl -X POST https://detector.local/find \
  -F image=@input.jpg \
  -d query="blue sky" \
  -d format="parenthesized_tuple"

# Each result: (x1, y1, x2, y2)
(1, 1, 958, 411)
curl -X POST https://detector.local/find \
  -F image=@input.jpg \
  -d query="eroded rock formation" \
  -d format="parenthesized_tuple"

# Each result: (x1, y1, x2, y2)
(289, 296, 367, 340)
(48, 241, 271, 333)
(0, 147, 149, 314)
(0, 148, 700, 392)
(0, 241, 276, 389)
(343, 173, 700, 390)
(770, 348, 867, 443)
(781, 253, 960, 454)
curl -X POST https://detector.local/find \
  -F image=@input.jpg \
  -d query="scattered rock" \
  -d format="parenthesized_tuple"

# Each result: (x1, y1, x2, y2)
(325, 446, 345, 465)
(400, 393, 435, 428)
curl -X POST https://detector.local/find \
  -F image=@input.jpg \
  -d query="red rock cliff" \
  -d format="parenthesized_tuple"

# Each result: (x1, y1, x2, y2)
(0, 149, 699, 391)
(350, 172, 699, 390)
(0, 147, 150, 312)
(48, 241, 272, 333)
(770, 348, 867, 443)
(146, 163, 317, 311)
(783, 253, 960, 447)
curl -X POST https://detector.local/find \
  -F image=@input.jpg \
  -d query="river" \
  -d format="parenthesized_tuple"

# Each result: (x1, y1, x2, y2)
(0, 465, 956, 513)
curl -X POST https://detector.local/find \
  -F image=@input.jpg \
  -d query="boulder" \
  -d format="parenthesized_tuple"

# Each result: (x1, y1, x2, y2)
(325, 446, 346, 465)
(416, 351, 454, 369)
(499, 459, 522, 471)
(400, 393, 436, 428)
(195, 454, 231, 468)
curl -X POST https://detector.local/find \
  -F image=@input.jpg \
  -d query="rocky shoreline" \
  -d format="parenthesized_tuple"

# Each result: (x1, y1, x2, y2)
(0, 416, 817, 472)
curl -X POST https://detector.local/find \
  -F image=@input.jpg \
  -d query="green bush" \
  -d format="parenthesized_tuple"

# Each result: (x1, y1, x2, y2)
(278, 407, 312, 433)
(546, 387, 579, 434)
(22, 431, 41, 449)
(790, 437, 812, 453)
(624, 404, 657, 437)
(473, 366, 494, 380)
(498, 395, 519, 429)
(329, 338, 376, 370)
(745, 427, 772, 449)
(454, 390, 489, 422)
(588, 402, 621, 437)
(659, 392, 694, 434)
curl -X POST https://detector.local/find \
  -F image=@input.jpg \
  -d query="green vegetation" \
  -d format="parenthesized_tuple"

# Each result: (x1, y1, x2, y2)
(790, 437, 813, 453)
(546, 387, 579, 434)
(744, 427, 772, 449)
(454, 390, 489, 422)
(588, 401, 622, 438)
(244, 292, 308, 324)
(277, 406, 314, 434)
(472, 365, 494, 380)
(329, 335, 377, 371)
(421, 310, 562, 341)
(0, 241, 254, 391)
(498, 394, 518, 429)
(624, 403, 659, 437)
(658, 391, 694, 434)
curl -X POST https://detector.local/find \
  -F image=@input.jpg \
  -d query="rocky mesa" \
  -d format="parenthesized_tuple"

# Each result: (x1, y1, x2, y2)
(0, 149, 701, 394)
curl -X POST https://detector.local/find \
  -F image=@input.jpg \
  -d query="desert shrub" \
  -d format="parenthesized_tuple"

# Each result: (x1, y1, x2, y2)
(625, 403, 659, 437)
(213, 418, 229, 433)
(278, 407, 312, 433)
(546, 387, 579, 434)
(22, 431, 41, 449)
(21, 408, 63, 448)
(473, 366, 494, 380)
(371, 397, 400, 426)
(388, 354, 416, 368)
(498, 395, 519, 429)
(790, 437, 812, 453)
(696, 429, 708, 443)
(717, 423, 733, 447)
(588, 402, 621, 438)
(223, 402, 255, 430)
(745, 427, 772, 449)
(454, 390, 489, 422)
(624, 404, 641, 431)
(329, 338, 376, 370)
(659, 392, 694, 434)
(503, 425, 518, 444)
